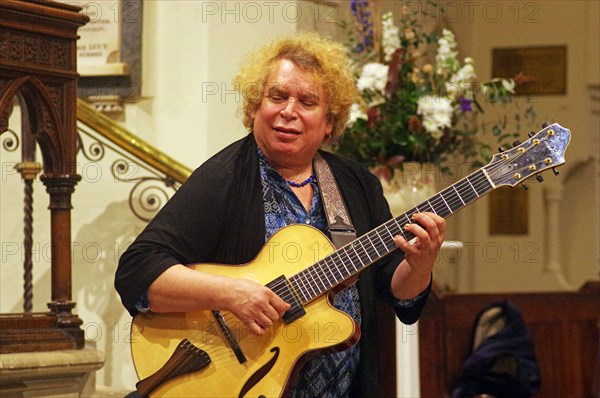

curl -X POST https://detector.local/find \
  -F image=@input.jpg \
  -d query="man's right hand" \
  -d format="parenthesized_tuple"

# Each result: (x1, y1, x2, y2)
(226, 278, 291, 336)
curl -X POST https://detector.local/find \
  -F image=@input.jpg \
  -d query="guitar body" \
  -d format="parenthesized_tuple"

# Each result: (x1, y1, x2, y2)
(131, 225, 360, 397)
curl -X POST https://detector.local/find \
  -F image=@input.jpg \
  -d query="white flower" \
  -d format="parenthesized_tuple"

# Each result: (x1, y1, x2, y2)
(502, 78, 516, 93)
(382, 12, 400, 62)
(435, 29, 459, 77)
(480, 78, 517, 99)
(417, 95, 454, 139)
(347, 103, 367, 127)
(445, 57, 477, 99)
(357, 62, 389, 94)
(452, 58, 477, 83)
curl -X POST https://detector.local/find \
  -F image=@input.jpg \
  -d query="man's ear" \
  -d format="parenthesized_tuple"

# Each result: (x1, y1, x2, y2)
(325, 113, 334, 137)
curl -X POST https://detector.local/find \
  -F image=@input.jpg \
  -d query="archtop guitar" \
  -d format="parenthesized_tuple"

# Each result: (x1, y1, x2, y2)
(130, 123, 570, 397)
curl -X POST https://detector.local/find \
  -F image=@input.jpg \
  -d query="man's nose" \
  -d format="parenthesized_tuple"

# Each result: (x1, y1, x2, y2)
(280, 98, 299, 118)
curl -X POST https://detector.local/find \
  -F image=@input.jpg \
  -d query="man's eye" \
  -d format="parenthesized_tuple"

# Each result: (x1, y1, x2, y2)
(301, 101, 317, 107)
(269, 95, 286, 102)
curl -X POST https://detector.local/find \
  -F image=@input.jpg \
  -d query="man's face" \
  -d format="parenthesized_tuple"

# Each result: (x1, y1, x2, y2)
(253, 59, 332, 170)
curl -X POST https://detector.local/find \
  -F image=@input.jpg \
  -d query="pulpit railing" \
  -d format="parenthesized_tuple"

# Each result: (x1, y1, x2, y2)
(75, 99, 192, 221)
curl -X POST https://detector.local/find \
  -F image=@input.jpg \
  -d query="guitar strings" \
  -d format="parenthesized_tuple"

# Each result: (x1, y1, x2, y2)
(278, 159, 521, 302)
(288, 162, 490, 294)
(293, 169, 491, 298)
(262, 169, 491, 305)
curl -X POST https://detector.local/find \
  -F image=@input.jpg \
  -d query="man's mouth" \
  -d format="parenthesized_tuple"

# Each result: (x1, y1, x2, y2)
(273, 126, 301, 135)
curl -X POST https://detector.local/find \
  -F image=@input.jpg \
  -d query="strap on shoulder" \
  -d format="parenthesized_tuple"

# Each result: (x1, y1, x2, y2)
(313, 153, 357, 249)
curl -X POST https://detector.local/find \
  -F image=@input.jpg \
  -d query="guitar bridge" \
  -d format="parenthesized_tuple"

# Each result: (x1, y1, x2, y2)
(266, 275, 305, 324)
(213, 310, 247, 364)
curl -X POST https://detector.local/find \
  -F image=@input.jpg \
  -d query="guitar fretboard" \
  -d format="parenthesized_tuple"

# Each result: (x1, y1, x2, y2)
(286, 168, 494, 304)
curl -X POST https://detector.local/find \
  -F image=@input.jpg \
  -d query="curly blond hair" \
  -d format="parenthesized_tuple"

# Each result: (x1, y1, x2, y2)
(234, 32, 358, 139)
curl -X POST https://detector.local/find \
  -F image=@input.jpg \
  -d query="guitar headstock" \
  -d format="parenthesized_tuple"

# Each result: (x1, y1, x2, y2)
(484, 123, 571, 187)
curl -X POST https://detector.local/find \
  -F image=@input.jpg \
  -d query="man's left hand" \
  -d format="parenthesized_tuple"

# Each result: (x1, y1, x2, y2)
(393, 211, 446, 276)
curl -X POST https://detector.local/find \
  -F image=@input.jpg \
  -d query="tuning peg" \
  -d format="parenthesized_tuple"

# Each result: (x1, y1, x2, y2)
(552, 167, 560, 176)
(542, 122, 550, 128)
(536, 174, 544, 182)
(498, 146, 505, 152)
(522, 183, 529, 190)
(528, 131, 536, 138)
(513, 140, 522, 147)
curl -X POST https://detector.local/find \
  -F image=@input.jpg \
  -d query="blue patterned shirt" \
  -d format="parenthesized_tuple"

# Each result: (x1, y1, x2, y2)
(258, 149, 361, 398)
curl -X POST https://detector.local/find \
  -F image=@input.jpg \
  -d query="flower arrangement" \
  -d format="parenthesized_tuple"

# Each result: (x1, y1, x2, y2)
(334, 0, 535, 175)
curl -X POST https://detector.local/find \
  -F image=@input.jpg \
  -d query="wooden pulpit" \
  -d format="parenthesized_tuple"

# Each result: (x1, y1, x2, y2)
(0, 0, 89, 353)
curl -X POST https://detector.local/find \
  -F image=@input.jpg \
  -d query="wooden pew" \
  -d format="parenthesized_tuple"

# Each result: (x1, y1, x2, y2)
(419, 282, 600, 397)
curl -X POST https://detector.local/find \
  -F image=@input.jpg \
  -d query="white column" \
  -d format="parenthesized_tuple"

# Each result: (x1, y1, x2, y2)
(396, 319, 420, 397)
(544, 184, 573, 288)
(444, 241, 465, 292)
(395, 241, 465, 397)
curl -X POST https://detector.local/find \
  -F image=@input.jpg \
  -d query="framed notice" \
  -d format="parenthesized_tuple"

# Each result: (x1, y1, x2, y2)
(76, 0, 127, 76)
(57, 0, 143, 110)
(493, 46, 567, 96)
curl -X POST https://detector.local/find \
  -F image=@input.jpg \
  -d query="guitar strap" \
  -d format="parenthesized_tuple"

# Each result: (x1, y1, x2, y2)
(313, 153, 357, 249)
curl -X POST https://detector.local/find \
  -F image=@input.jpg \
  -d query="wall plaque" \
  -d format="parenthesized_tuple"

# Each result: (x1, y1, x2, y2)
(57, 0, 142, 111)
(493, 46, 567, 96)
(75, 0, 127, 76)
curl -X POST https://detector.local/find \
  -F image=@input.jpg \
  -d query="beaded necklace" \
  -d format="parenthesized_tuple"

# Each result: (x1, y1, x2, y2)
(286, 174, 315, 188)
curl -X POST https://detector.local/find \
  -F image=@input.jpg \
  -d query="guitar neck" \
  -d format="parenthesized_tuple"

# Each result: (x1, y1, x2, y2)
(285, 121, 572, 304)
(288, 168, 495, 304)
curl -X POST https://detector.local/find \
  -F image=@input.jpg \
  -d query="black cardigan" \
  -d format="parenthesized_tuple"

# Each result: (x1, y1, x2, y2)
(116, 134, 430, 398)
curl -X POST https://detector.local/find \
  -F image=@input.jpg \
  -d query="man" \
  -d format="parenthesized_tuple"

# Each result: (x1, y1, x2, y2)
(116, 32, 445, 397)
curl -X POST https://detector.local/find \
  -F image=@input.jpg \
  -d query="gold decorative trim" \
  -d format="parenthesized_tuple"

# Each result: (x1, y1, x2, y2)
(76, 99, 192, 184)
